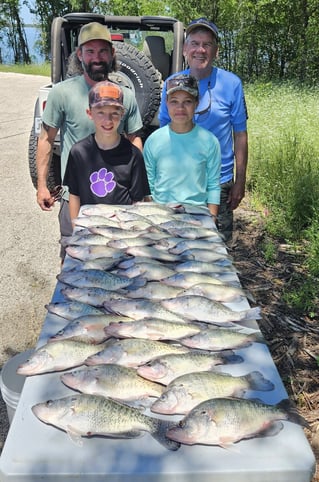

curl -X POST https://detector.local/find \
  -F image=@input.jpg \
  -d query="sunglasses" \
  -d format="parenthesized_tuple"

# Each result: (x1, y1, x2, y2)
(167, 76, 198, 91)
(44, 185, 63, 208)
(195, 81, 212, 116)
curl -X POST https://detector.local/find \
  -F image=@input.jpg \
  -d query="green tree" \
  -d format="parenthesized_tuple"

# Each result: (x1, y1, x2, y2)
(0, 0, 31, 63)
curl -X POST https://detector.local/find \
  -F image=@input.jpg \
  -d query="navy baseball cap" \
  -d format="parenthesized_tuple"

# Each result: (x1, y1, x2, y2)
(186, 18, 218, 40)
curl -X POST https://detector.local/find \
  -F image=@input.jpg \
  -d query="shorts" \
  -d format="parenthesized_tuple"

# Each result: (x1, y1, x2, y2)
(217, 180, 234, 243)
(58, 198, 73, 260)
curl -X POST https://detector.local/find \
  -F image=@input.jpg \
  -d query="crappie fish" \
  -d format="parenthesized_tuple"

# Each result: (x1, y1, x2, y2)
(49, 314, 132, 344)
(57, 268, 139, 291)
(104, 318, 203, 341)
(128, 201, 176, 216)
(80, 257, 123, 271)
(66, 233, 112, 246)
(180, 327, 264, 351)
(45, 301, 104, 320)
(125, 245, 182, 262)
(103, 298, 188, 323)
(161, 295, 261, 325)
(61, 286, 126, 307)
(89, 226, 147, 239)
(181, 283, 255, 303)
(158, 220, 203, 231)
(137, 350, 243, 385)
(124, 282, 183, 300)
(32, 393, 180, 450)
(116, 263, 176, 282)
(73, 215, 119, 228)
(81, 204, 124, 217)
(61, 364, 163, 402)
(65, 245, 125, 261)
(169, 239, 225, 255)
(160, 272, 226, 288)
(166, 397, 309, 447)
(107, 237, 156, 249)
(117, 256, 163, 269)
(180, 248, 233, 264)
(151, 371, 275, 415)
(162, 226, 217, 240)
(85, 338, 189, 367)
(175, 260, 237, 274)
(16, 340, 109, 375)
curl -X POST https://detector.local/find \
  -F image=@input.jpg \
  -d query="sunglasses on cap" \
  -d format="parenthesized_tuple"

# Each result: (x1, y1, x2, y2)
(166, 76, 198, 91)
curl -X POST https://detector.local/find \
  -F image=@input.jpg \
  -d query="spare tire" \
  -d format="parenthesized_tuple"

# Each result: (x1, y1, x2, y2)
(110, 41, 162, 127)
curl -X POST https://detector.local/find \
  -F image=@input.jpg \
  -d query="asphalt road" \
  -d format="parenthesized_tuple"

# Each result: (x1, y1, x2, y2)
(0, 73, 60, 452)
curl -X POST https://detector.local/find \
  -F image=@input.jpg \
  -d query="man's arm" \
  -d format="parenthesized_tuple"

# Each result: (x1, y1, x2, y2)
(36, 123, 59, 211)
(127, 133, 143, 152)
(228, 130, 248, 210)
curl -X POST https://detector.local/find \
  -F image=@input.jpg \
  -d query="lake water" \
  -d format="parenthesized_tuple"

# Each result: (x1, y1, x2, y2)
(0, 26, 45, 64)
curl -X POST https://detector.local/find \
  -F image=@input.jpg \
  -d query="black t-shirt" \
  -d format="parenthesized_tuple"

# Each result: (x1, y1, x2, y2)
(63, 134, 150, 205)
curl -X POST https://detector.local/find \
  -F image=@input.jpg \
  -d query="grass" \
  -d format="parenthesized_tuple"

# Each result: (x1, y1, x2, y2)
(0, 63, 50, 76)
(245, 81, 319, 316)
(1, 65, 318, 315)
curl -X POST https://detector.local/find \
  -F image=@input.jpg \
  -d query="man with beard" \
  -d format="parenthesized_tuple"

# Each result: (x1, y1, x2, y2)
(36, 22, 143, 260)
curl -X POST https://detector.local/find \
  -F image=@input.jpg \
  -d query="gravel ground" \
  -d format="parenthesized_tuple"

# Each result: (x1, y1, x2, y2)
(0, 73, 60, 452)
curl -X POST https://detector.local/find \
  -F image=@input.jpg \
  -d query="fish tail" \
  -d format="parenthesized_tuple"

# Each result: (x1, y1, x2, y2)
(152, 419, 181, 451)
(243, 290, 256, 303)
(243, 306, 262, 320)
(277, 399, 310, 429)
(246, 371, 275, 391)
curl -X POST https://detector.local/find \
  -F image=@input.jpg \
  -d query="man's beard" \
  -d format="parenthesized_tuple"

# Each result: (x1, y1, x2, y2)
(82, 60, 112, 81)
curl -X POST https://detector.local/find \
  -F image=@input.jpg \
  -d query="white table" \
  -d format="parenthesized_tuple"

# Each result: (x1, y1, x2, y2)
(0, 206, 316, 481)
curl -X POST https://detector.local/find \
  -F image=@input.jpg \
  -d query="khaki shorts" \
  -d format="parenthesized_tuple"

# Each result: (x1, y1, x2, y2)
(58, 198, 73, 260)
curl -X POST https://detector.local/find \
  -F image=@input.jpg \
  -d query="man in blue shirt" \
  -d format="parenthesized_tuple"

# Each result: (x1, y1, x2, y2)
(159, 18, 248, 242)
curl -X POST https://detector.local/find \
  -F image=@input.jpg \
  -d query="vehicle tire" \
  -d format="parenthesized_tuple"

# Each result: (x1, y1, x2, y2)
(110, 41, 161, 127)
(28, 123, 61, 191)
(51, 17, 67, 84)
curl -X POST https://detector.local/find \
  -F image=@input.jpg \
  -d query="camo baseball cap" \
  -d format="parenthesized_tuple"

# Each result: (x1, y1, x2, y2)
(166, 74, 199, 99)
(89, 81, 124, 109)
(186, 17, 219, 40)
(78, 22, 112, 46)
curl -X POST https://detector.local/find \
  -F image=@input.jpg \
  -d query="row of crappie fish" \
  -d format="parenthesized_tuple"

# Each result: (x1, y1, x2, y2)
(19, 202, 308, 450)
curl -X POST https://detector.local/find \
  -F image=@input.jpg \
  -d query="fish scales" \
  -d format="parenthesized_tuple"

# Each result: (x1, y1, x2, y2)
(137, 350, 243, 385)
(161, 295, 261, 325)
(61, 364, 163, 401)
(32, 394, 180, 450)
(151, 370, 275, 415)
(85, 338, 189, 367)
(16, 340, 110, 375)
(166, 397, 309, 447)
(104, 318, 203, 341)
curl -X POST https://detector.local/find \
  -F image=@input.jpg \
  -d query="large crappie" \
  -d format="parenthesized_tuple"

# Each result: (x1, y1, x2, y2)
(137, 350, 243, 385)
(61, 364, 163, 402)
(151, 370, 274, 415)
(32, 394, 180, 450)
(166, 397, 309, 447)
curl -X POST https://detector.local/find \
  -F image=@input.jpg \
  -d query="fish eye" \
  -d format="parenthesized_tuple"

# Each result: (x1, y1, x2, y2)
(46, 399, 54, 406)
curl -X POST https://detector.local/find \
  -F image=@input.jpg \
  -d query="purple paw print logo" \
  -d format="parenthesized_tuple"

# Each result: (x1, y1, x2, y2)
(90, 168, 116, 197)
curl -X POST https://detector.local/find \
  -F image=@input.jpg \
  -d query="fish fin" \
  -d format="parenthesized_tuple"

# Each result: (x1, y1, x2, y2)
(255, 421, 284, 438)
(220, 351, 244, 364)
(277, 399, 310, 429)
(243, 290, 256, 303)
(152, 419, 181, 451)
(246, 371, 275, 392)
(66, 425, 84, 446)
(129, 276, 147, 288)
(242, 306, 262, 320)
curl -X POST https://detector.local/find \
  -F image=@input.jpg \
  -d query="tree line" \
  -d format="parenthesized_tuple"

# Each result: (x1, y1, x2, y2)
(1, 0, 319, 84)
